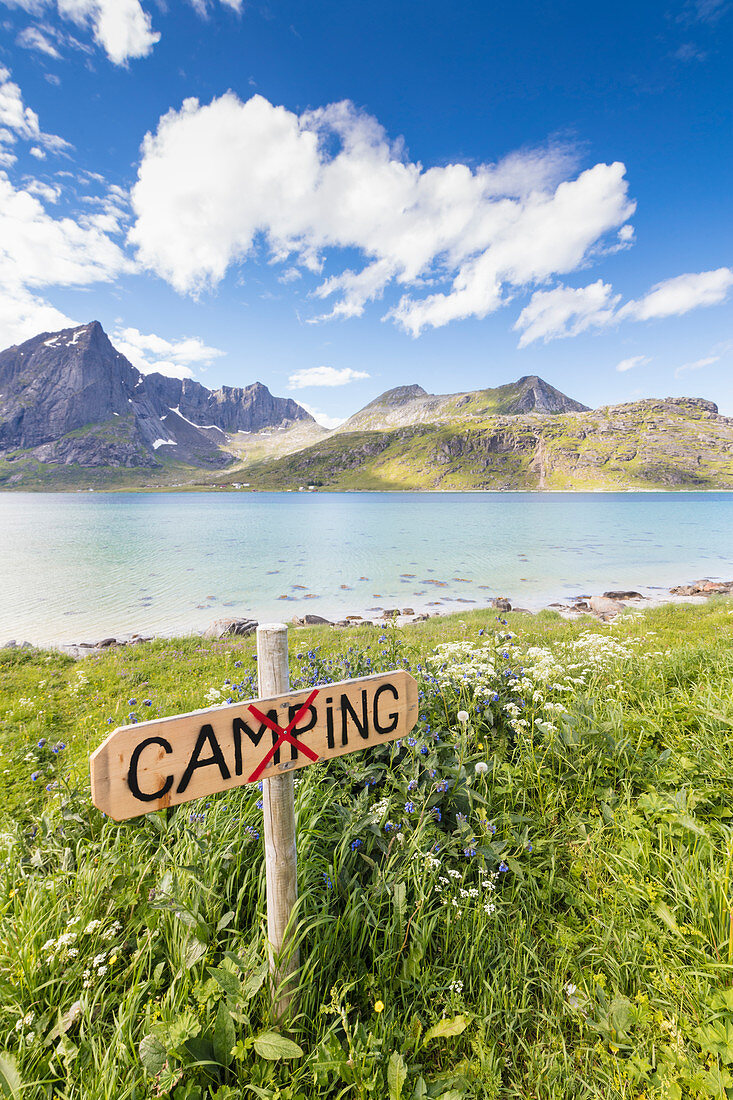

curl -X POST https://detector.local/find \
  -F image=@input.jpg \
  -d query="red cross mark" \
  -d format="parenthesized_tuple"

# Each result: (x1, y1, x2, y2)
(246, 688, 320, 783)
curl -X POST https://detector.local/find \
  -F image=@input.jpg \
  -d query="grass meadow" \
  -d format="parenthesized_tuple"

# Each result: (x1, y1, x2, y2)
(1, 600, 733, 1100)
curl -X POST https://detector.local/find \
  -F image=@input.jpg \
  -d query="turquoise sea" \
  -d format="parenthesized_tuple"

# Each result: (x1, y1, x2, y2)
(1, 491, 732, 646)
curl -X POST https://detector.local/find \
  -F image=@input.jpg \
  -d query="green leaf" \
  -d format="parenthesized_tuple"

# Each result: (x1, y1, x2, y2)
(388, 1051, 407, 1100)
(183, 937, 208, 969)
(422, 1016, 468, 1045)
(139, 1033, 167, 1078)
(217, 910, 235, 933)
(167, 1009, 201, 1049)
(654, 901, 682, 936)
(0, 1055, 21, 1100)
(209, 966, 243, 1000)
(213, 1002, 236, 1067)
(241, 961, 268, 1002)
(253, 1031, 304, 1060)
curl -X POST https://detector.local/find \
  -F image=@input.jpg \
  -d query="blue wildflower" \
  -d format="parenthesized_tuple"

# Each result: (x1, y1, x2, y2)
(143, 699, 152, 706)
(351, 838, 363, 851)
(31, 771, 40, 781)
(420, 746, 428, 755)
(432, 807, 441, 822)
(407, 779, 418, 791)
(499, 861, 509, 873)
(323, 873, 333, 889)
(128, 698, 137, 706)
(37, 739, 46, 748)
(404, 801, 415, 813)
(407, 737, 417, 747)
(256, 799, 263, 810)
(436, 779, 450, 793)
(464, 847, 476, 858)
(52, 742, 66, 753)
(457, 812, 467, 823)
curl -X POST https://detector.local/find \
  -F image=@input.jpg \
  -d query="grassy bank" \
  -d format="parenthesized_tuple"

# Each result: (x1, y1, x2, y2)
(1, 601, 733, 1099)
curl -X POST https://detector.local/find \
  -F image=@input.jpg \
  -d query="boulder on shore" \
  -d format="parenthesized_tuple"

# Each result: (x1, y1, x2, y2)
(203, 618, 258, 640)
(603, 590, 643, 600)
(490, 597, 512, 611)
(589, 595, 626, 620)
(670, 580, 733, 596)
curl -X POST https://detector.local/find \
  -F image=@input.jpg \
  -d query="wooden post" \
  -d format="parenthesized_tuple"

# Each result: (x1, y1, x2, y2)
(257, 622, 299, 1022)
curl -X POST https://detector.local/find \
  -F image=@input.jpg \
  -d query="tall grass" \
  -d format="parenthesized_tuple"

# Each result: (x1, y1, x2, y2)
(0, 600, 732, 1098)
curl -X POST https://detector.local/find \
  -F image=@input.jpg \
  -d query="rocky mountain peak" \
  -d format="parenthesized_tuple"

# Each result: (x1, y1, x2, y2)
(0, 321, 313, 470)
(506, 375, 590, 414)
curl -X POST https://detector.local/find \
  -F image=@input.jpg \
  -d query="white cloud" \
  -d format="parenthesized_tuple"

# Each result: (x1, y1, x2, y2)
(112, 325, 225, 379)
(17, 24, 62, 57)
(297, 401, 344, 430)
(0, 65, 70, 156)
(0, 168, 133, 349)
(0, 172, 133, 291)
(0, 0, 160, 64)
(674, 355, 720, 378)
(514, 280, 620, 347)
(288, 365, 370, 389)
(24, 178, 60, 202)
(189, 0, 243, 13)
(616, 355, 650, 373)
(0, 285, 77, 348)
(515, 266, 733, 345)
(128, 93, 634, 334)
(621, 268, 733, 321)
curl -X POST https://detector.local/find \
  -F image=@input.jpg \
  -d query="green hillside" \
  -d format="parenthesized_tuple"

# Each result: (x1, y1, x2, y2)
(231, 397, 733, 492)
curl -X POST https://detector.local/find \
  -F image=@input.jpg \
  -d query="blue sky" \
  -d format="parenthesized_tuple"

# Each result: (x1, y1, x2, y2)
(0, 0, 731, 422)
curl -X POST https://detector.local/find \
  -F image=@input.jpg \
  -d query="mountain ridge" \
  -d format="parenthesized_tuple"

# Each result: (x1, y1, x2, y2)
(337, 374, 590, 433)
(0, 321, 313, 472)
(1, 321, 731, 491)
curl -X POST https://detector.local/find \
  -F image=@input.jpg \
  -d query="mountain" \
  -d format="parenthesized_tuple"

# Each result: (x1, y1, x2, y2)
(2, 323, 732, 492)
(0, 322, 314, 479)
(236, 395, 733, 492)
(337, 375, 589, 433)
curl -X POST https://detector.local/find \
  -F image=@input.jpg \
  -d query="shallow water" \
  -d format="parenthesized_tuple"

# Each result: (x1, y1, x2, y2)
(1, 491, 732, 645)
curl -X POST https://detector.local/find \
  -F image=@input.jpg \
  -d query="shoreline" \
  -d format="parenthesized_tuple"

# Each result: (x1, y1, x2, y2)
(4, 578, 729, 658)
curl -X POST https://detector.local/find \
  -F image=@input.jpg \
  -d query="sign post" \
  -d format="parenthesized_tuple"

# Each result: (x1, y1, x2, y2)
(256, 623, 298, 1021)
(90, 626, 419, 1021)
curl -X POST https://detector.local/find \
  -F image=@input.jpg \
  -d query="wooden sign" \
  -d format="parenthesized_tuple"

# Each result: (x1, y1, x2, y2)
(90, 669, 419, 821)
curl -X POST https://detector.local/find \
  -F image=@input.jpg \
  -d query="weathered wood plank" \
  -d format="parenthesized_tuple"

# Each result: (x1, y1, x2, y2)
(90, 668, 419, 820)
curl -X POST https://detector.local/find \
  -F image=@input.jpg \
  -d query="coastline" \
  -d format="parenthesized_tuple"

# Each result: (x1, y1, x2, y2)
(4, 579, 727, 659)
